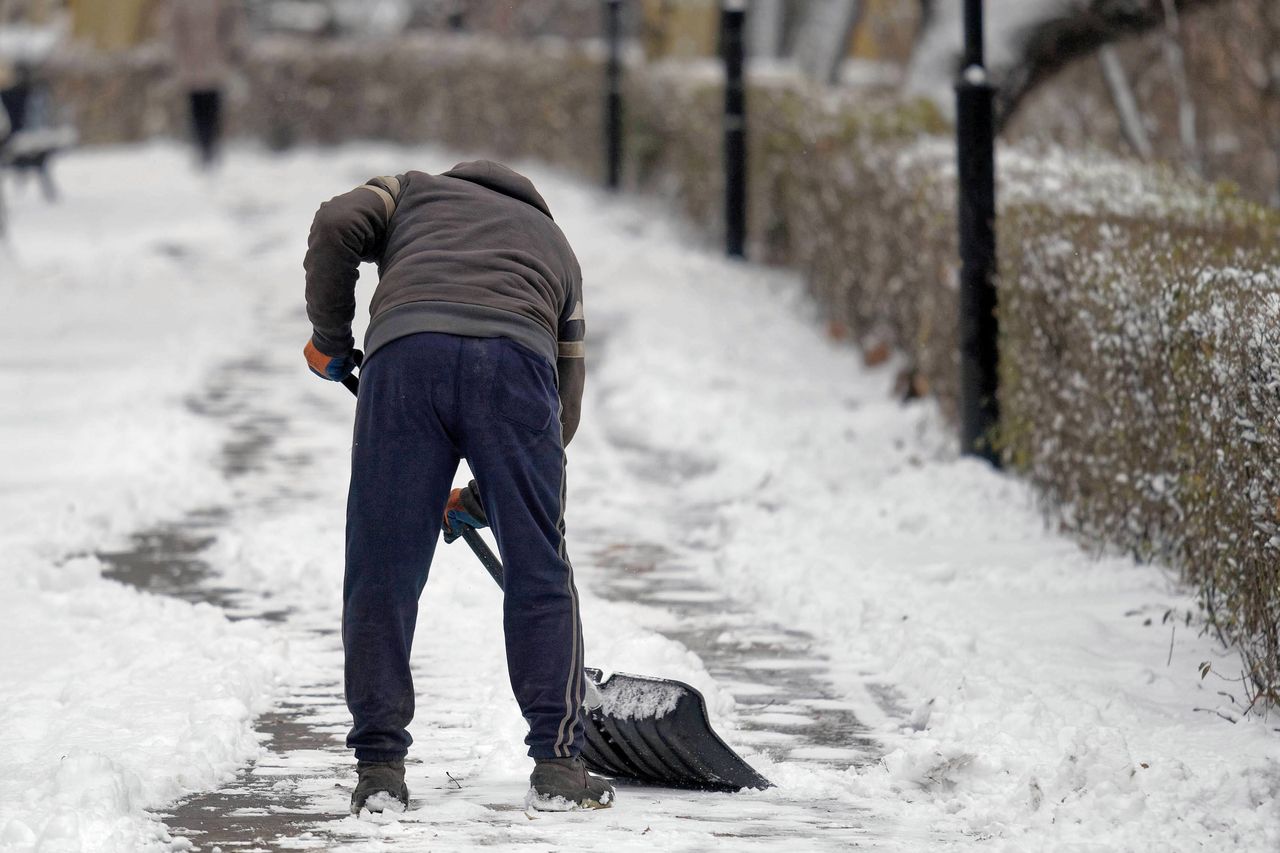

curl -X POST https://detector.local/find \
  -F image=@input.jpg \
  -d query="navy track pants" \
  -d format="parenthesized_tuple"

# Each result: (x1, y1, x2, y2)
(342, 332, 586, 762)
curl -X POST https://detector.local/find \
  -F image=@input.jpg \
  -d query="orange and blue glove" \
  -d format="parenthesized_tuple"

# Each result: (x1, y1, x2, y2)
(304, 339, 357, 382)
(443, 482, 489, 543)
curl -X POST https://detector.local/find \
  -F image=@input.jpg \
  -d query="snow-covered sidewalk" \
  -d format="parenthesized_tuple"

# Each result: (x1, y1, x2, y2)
(1, 143, 1276, 852)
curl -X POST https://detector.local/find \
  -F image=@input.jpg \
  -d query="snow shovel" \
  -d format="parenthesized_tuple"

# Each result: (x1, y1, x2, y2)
(341, 365, 769, 792)
(456, 524, 770, 792)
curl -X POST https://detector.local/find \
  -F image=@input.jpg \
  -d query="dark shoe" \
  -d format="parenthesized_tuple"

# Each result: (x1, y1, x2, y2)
(526, 757, 615, 811)
(350, 759, 409, 814)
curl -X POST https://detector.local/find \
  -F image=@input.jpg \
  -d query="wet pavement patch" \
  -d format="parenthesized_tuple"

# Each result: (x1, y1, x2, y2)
(590, 541, 879, 770)
(96, 509, 291, 623)
(160, 696, 350, 852)
(97, 510, 234, 609)
(185, 354, 301, 482)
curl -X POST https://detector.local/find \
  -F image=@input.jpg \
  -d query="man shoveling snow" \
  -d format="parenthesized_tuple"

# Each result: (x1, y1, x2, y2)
(302, 160, 612, 814)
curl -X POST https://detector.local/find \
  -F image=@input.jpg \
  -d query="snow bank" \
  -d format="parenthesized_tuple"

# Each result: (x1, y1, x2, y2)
(0, 557, 275, 851)
(0, 146, 284, 850)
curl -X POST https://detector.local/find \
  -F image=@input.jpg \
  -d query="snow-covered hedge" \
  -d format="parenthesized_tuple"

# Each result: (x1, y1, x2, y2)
(46, 32, 1280, 700)
(1000, 177, 1280, 703)
(744, 91, 1280, 704)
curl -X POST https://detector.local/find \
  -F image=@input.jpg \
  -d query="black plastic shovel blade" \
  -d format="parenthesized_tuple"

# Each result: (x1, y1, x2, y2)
(456, 526, 770, 791)
(581, 668, 772, 792)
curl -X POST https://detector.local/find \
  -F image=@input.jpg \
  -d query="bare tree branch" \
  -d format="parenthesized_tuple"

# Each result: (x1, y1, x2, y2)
(747, 0, 788, 59)
(1158, 0, 1203, 174)
(1257, 1, 1280, 205)
(1098, 44, 1153, 160)
(994, 0, 1228, 127)
(792, 0, 863, 85)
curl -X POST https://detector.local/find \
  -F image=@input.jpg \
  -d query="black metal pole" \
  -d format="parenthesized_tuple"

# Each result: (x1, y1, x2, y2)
(721, 2, 747, 259)
(963, 0, 985, 67)
(955, 0, 1000, 465)
(604, 0, 624, 191)
(446, 0, 467, 31)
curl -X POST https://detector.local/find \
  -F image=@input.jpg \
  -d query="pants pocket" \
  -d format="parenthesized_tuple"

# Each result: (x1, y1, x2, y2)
(494, 342, 556, 433)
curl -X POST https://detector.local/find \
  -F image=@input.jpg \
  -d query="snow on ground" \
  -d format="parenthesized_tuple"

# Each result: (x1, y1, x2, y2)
(1, 142, 1277, 852)
(0, 156, 285, 849)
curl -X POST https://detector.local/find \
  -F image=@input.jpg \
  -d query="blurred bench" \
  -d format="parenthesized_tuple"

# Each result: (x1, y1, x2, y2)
(1, 76, 77, 201)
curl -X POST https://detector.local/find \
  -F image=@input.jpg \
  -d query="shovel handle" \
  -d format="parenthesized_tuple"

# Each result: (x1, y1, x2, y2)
(341, 349, 364, 396)
(460, 526, 505, 590)
(339, 355, 505, 592)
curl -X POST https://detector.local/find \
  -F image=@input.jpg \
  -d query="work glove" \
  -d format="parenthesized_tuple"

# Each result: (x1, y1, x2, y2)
(304, 339, 357, 382)
(443, 481, 488, 543)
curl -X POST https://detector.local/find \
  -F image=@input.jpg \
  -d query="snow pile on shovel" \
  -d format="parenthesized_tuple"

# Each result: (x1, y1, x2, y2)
(597, 675, 685, 721)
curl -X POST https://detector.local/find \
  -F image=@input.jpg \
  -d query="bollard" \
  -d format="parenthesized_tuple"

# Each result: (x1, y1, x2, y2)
(446, 1, 465, 31)
(721, 1, 747, 259)
(604, 0, 623, 191)
(955, 0, 1000, 465)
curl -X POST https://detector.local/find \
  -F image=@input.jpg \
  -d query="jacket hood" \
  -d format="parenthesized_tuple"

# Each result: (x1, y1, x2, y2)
(441, 160, 553, 219)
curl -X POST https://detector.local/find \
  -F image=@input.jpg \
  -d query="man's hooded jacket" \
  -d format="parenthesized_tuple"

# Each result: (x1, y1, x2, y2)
(304, 160, 586, 442)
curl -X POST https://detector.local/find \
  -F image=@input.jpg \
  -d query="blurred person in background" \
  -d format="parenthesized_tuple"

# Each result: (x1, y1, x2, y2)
(165, 0, 246, 168)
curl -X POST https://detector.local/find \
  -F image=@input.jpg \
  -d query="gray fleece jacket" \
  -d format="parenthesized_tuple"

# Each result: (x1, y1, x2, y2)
(304, 160, 586, 443)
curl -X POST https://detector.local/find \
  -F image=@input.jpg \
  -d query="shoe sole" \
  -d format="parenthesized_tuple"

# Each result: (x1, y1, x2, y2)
(524, 790, 614, 812)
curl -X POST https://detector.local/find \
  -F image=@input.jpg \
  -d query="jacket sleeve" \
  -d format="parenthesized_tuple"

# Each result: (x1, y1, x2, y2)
(556, 260, 586, 445)
(303, 178, 399, 356)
